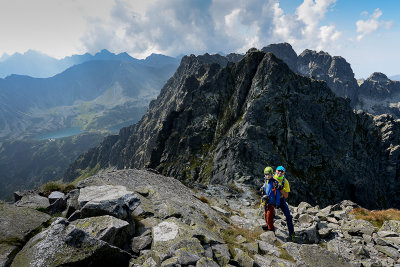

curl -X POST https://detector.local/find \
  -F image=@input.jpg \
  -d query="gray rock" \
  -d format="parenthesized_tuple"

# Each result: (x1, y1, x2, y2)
(48, 191, 65, 204)
(253, 254, 297, 267)
(211, 243, 231, 266)
(170, 238, 205, 265)
(142, 257, 158, 267)
(0, 244, 19, 267)
(11, 218, 131, 267)
(242, 242, 258, 254)
(78, 185, 141, 220)
(259, 231, 277, 244)
(70, 215, 132, 248)
(258, 241, 280, 257)
(211, 205, 230, 216)
(196, 257, 219, 267)
(299, 244, 354, 267)
(298, 214, 314, 224)
(318, 227, 332, 238)
(0, 203, 50, 247)
(64, 189, 80, 218)
(375, 245, 400, 260)
(14, 194, 50, 209)
(233, 248, 254, 267)
(296, 223, 319, 244)
(379, 220, 400, 233)
(377, 230, 399, 238)
(47, 197, 67, 215)
(132, 235, 153, 253)
(342, 219, 376, 236)
(160, 256, 180, 267)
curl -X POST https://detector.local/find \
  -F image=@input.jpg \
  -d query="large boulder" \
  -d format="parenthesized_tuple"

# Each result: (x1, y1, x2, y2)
(78, 170, 228, 229)
(0, 203, 50, 245)
(14, 194, 50, 209)
(70, 215, 133, 248)
(11, 218, 131, 267)
(78, 185, 140, 220)
(379, 220, 400, 233)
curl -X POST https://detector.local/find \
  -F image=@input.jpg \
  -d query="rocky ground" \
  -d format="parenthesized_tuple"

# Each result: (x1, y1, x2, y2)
(1, 169, 400, 266)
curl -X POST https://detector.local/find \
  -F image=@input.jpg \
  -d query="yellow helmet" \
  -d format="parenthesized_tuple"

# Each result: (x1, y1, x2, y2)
(264, 166, 273, 174)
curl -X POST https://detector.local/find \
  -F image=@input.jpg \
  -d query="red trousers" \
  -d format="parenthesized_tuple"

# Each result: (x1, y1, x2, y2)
(264, 204, 275, 230)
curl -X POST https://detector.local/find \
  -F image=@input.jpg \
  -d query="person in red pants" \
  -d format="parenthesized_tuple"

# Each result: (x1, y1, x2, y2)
(260, 166, 281, 231)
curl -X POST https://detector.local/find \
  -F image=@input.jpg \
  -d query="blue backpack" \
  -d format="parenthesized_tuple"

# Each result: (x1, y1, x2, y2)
(263, 179, 281, 206)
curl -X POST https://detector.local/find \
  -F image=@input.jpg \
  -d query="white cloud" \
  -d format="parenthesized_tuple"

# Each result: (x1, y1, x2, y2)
(356, 8, 393, 41)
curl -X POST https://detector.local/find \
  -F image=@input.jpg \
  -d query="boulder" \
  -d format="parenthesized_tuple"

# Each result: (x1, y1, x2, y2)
(70, 215, 133, 248)
(170, 238, 205, 265)
(48, 191, 65, 204)
(233, 248, 253, 267)
(258, 241, 280, 257)
(379, 220, 400, 233)
(131, 235, 153, 253)
(78, 185, 140, 220)
(14, 194, 50, 209)
(47, 197, 67, 215)
(195, 257, 219, 267)
(0, 203, 50, 246)
(375, 245, 400, 260)
(253, 254, 297, 267)
(299, 244, 354, 267)
(342, 219, 376, 236)
(259, 231, 277, 244)
(11, 218, 131, 267)
(211, 243, 230, 266)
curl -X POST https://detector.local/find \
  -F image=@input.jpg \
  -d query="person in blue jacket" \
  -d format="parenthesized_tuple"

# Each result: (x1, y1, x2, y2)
(260, 166, 281, 231)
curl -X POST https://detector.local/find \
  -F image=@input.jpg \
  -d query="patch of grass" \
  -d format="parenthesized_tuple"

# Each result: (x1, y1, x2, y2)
(349, 208, 400, 228)
(39, 181, 76, 197)
(73, 163, 101, 184)
(198, 195, 210, 204)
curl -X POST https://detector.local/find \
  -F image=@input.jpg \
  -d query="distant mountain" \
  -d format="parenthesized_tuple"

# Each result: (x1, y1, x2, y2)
(0, 58, 179, 140)
(0, 49, 180, 78)
(390, 74, 400, 81)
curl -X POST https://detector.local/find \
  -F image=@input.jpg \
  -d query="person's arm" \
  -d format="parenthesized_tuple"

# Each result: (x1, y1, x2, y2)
(280, 189, 288, 199)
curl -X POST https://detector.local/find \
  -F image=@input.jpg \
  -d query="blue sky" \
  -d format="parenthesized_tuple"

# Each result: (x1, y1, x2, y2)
(0, 0, 398, 78)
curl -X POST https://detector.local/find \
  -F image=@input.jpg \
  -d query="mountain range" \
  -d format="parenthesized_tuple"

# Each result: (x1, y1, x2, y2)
(64, 44, 400, 210)
(0, 50, 180, 200)
(0, 49, 179, 78)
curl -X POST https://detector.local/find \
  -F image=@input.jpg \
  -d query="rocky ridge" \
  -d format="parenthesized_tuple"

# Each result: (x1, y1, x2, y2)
(64, 48, 400, 209)
(2, 169, 400, 266)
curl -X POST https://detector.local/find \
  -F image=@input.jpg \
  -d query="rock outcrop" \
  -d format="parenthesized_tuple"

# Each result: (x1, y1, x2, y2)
(5, 169, 400, 266)
(64, 49, 400, 210)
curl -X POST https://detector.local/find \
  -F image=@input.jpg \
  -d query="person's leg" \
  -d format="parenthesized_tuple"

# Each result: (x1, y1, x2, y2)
(266, 204, 275, 230)
(279, 199, 294, 235)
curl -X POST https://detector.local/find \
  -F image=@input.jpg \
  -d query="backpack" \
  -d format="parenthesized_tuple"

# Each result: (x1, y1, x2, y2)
(264, 179, 281, 206)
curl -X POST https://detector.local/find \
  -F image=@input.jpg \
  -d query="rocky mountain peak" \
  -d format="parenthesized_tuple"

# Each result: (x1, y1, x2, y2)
(261, 42, 298, 72)
(368, 72, 389, 81)
(64, 49, 400, 210)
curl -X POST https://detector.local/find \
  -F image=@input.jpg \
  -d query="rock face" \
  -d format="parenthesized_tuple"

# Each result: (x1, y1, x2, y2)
(357, 72, 400, 118)
(64, 49, 400, 209)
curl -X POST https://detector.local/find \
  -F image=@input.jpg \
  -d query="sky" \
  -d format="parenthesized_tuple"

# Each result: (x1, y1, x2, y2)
(0, 0, 398, 78)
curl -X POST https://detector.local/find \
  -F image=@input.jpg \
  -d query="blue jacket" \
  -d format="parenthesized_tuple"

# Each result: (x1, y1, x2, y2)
(262, 178, 281, 206)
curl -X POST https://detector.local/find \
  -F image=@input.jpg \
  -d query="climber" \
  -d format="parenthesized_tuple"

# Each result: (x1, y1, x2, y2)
(274, 166, 295, 241)
(260, 166, 281, 231)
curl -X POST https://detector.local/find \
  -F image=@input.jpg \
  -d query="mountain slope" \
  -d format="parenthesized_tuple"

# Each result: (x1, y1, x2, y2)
(64, 49, 400, 209)
(0, 59, 179, 140)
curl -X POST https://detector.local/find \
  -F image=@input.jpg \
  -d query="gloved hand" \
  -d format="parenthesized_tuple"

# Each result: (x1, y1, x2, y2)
(260, 187, 264, 196)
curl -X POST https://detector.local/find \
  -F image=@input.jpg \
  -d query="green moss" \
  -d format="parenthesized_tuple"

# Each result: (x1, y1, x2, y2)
(0, 237, 24, 246)
(278, 247, 296, 262)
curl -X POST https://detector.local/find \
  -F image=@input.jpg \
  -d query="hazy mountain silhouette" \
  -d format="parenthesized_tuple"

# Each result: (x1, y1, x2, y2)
(0, 49, 180, 78)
